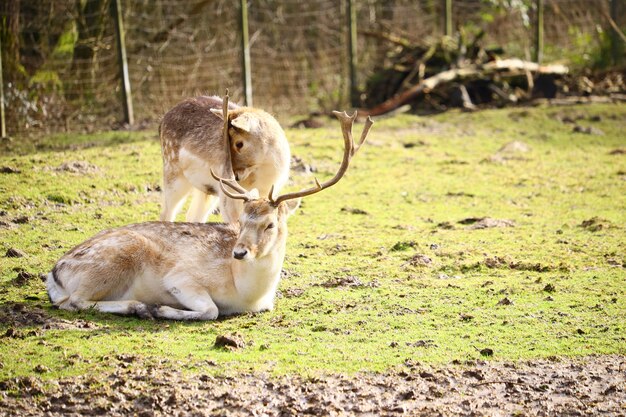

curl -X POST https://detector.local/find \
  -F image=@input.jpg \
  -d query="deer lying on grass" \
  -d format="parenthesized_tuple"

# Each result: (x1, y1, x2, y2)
(47, 111, 373, 320)
(159, 94, 291, 223)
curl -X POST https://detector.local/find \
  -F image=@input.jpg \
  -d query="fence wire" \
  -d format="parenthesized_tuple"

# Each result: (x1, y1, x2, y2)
(0, 0, 623, 137)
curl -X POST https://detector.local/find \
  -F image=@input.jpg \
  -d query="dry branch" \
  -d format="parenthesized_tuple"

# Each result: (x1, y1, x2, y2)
(359, 29, 413, 49)
(359, 59, 569, 117)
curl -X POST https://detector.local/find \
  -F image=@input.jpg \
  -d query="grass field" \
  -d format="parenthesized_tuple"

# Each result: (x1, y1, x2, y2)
(0, 103, 624, 387)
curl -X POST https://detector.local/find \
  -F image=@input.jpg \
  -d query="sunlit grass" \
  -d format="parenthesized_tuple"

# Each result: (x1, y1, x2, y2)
(0, 103, 624, 381)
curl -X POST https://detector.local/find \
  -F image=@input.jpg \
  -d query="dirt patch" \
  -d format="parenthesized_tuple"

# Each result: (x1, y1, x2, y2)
(484, 140, 531, 163)
(484, 256, 554, 272)
(340, 207, 369, 215)
(402, 254, 433, 268)
(53, 161, 101, 174)
(573, 125, 605, 135)
(459, 217, 515, 229)
(317, 275, 380, 289)
(579, 217, 614, 232)
(0, 302, 99, 331)
(0, 355, 623, 416)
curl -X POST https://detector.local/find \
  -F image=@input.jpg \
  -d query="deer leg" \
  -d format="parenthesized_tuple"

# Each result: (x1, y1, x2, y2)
(151, 276, 220, 320)
(161, 176, 192, 221)
(185, 188, 218, 223)
(62, 299, 154, 319)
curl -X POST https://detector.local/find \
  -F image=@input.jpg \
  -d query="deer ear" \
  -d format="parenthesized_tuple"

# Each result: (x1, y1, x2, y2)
(210, 108, 224, 120)
(231, 113, 259, 133)
(280, 199, 301, 218)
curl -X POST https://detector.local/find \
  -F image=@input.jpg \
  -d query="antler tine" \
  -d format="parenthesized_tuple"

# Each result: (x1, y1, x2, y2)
(356, 116, 373, 156)
(220, 89, 237, 181)
(271, 110, 373, 206)
(218, 180, 250, 202)
(210, 169, 251, 201)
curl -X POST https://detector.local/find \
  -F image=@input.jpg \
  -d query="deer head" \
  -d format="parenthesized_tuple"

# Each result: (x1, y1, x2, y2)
(211, 110, 373, 261)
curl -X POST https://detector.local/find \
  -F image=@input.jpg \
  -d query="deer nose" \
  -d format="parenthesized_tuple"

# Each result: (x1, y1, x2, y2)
(233, 249, 248, 260)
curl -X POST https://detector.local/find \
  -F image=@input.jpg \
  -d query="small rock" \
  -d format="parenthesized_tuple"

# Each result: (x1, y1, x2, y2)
(479, 348, 494, 357)
(33, 364, 49, 373)
(403, 254, 432, 267)
(580, 217, 611, 232)
(543, 283, 556, 292)
(5, 248, 25, 258)
(214, 334, 246, 350)
(464, 217, 515, 230)
(0, 166, 21, 174)
(284, 288, 304, 298)
(406, 340, 436, 348)
(340, 207, 369, 215)
(459, 313, 474, 322)
(497, 297, 513, 306)
(462, 370, 484, 380)
(403, 140, 428, 148)
(458, 217, 484, 225)
(13, 271, 35, 286)
(573, 125, 604, 135)
(12, 216, 29, 224)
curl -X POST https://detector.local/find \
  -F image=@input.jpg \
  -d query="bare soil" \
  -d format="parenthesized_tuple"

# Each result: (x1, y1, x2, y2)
(1, 355, 624, 416)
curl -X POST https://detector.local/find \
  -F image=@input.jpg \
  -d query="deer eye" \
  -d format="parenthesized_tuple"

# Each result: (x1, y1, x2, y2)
(265, 223, 275, 231)
(236, 141, 244, 149)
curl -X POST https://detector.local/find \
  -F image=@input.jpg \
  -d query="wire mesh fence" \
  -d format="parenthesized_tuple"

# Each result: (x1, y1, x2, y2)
(0, 0, 623, 137)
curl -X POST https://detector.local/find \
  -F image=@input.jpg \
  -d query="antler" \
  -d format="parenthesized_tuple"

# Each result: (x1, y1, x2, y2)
(270, 111, 373, 206)
(220, 89, 237, 181)
(211, 169, 254, 201)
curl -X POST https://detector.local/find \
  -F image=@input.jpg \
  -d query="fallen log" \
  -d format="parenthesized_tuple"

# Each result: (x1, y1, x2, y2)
(359, 59, 569, 118)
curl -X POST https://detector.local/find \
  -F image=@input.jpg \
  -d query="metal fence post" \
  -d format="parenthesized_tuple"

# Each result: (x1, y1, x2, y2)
(534, 0, 544, 63)
(443, 0, 452, 37)
(112, 0, 134, 126)
(347, 0, 358, 107)
(240, 0, 252, 107)
(0, 34, 6, 138)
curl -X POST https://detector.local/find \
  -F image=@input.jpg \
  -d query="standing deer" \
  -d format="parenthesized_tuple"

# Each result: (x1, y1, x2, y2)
(160, 95, 291, 223)
(47, 112, 373, 320)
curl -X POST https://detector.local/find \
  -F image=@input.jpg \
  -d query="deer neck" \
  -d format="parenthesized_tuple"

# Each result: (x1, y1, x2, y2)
(231, 227, 288, 304)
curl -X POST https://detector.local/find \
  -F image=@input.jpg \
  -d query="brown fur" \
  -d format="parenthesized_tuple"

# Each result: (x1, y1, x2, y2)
(159, 96, 291, 223)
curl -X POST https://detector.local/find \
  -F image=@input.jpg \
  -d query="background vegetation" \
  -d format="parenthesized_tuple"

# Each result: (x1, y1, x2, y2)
(1, 0, 624, 137)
